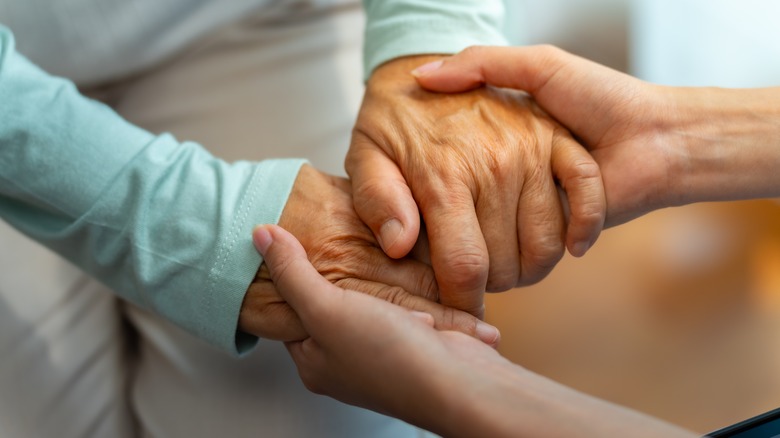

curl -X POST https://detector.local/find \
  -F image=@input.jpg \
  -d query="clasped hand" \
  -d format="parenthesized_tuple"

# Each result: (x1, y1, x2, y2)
(240, 53, 611, 345)
(239, 164, 499, 346)
(347, 55, 606, 317)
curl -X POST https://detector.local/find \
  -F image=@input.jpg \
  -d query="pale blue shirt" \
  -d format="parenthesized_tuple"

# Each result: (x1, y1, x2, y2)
(0, 0, 506, 355)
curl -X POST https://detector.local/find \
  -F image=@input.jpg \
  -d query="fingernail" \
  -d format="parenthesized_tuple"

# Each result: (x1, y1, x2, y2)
(411, 60, 443, 77)
(571, 240, 591, 258)
(476, 321, 501, 347)
(379, 219, 403, 252)
(252, 225, 273, 254)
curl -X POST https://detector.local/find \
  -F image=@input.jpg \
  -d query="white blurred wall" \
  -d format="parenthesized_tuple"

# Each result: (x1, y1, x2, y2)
(506, 0, 780, 87)
(504, 0, 630, 71)
(632, 0, 780, 87)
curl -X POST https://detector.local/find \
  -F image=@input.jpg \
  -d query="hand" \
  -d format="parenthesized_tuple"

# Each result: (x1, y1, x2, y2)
(238, 165, 500, 345)
(252, 224, 698, 438)
(347, 56, 606, 317)
(413, 45, 780, 225)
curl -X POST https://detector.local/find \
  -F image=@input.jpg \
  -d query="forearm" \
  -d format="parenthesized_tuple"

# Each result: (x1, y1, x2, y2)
(665, 86, 780, 207)
(435, 364, 696, 438)
(0, 26, 304, 354)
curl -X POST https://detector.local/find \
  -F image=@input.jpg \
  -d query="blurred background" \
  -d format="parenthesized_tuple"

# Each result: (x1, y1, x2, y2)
(3, 0, 779, 435)
(487, 0, 780, 433)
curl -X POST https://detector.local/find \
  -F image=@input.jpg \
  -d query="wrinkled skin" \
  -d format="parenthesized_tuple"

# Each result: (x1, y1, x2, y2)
(238, 165, 499, 346)
(347, 56, 606, 318)
(414, 45, 688, 227)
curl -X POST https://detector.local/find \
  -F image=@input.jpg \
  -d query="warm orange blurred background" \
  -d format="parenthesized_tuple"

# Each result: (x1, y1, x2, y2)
(491, 2, 780, 433)
(486, 200, 780, 433)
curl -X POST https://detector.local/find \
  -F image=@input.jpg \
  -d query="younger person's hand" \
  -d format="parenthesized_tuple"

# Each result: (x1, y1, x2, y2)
(252, 224, 698, 438)
(414, 45, 780, 226)
(413, 45, 675, 226)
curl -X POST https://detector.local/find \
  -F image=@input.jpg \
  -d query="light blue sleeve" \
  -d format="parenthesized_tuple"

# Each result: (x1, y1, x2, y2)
(0, 26, 304, 356)
(362, 0, 508, 78)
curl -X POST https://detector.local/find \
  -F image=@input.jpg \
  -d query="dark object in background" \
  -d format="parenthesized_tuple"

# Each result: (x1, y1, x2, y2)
(708, 407, 780, 438)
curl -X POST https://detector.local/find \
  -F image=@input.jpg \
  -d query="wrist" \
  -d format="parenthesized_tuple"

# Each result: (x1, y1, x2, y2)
(666, 86, 780, 205)
(430, 360, 534, 437)
(437, 363, 696, 438)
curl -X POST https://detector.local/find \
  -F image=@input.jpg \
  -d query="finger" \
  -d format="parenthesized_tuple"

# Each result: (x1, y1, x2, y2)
(409, 222, 431, 265)
(557, 186, 571, 222)
(284, 340, 328, 395)
(359, 247, 439, 302)
(346, 134, 421, 259)
(413, 45, 632, 143)
(335, 278, 499, 347)
(516, 155, 566, 286)
(252, 224, 339, 325)
(238, 279, 308, 341)
(475, 182, 521, 292)
(551, 134, 606, 257)
(419, 184, 489, 318)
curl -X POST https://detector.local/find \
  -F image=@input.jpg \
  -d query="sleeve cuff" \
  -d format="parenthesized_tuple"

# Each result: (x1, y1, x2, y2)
(363, 0, 508, 79)
(204, 158, 306, 356)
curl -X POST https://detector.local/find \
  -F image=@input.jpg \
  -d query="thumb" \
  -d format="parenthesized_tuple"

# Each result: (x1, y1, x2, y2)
(412, 45, 567, 97)
(413, 45, 635, 144)
(345, 133, 420, 259)
(252, 224, 337, 323)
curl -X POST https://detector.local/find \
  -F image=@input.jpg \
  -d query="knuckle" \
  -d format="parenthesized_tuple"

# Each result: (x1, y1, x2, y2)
(345, 130, 370, 171)
(518, 265, 554, 287)
(484, 250, 521, 291)
(344, 147, 358, 173)
(574, 200, 607, 229)
(569, 159, 602, 181)
(562, 162, 606, 229)
(481, 145, 516, 186)
(520, 240, 564, 285)
(529, 239, 565, 267)
(351, 178, 390, 216)
(345, 128, 387, 173)
(441, 249, 489, 290)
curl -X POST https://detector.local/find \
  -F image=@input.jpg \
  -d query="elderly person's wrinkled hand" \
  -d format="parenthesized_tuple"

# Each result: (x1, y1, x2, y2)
(347, 56, 606, 318)
(238, 165, 500, 346)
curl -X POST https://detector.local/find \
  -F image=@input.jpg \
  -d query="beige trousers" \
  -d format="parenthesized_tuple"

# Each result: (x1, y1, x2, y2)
(1, 3, 429, 437)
